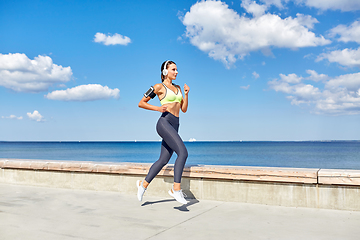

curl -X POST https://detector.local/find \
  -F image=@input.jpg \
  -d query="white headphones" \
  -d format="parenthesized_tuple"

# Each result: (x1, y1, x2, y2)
(162, 60, 170, 76)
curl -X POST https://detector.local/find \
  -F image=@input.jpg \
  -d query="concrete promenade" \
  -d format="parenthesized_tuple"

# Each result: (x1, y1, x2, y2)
(1, 183, 360, 240)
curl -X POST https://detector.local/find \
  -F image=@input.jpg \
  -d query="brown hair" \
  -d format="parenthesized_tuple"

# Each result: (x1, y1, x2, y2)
(161, 60, 176, 82)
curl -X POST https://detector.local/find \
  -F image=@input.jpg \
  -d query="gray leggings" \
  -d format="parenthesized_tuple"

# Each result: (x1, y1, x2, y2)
(145, 112, 188, 184)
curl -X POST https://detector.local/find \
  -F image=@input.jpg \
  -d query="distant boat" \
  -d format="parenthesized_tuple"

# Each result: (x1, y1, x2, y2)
(189, 138, 196, 142)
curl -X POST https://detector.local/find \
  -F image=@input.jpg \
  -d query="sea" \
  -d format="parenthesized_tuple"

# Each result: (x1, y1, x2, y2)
(1, 141, 360, 170)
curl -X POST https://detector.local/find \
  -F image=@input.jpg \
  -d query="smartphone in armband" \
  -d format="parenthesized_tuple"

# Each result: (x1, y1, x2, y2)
(144, 86, 156, 99)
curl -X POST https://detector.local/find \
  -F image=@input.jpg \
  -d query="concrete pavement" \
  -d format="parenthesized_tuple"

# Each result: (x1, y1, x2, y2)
(1, 183, 360, 240)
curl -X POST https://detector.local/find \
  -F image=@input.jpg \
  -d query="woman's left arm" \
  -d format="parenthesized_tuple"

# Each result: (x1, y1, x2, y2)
(181, 83, 190, 113)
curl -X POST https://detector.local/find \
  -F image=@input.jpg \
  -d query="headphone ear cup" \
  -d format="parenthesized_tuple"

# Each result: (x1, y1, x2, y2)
(162, 69, 168, 76)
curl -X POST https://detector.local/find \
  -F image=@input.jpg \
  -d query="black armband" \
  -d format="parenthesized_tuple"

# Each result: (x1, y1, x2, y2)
(144, 86, 156, 99)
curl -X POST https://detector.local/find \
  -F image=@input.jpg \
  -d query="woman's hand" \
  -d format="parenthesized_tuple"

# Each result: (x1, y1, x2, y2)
(184, 84, 190, 95)
(181, 84, 189, 113)
(158, 105, 168, 113)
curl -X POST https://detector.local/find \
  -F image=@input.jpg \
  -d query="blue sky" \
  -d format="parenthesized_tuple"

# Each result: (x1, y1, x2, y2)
(1, 0, 360, 141)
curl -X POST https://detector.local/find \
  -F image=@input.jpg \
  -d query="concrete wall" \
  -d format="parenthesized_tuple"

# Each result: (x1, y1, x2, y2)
(1, 159, 360, 211)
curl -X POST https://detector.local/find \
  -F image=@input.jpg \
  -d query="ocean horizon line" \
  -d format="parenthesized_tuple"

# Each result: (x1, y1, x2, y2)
(1, 140, 360, 143)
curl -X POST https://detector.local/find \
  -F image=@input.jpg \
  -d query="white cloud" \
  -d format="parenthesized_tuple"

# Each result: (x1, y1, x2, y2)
(329, 21, 360, 44)
(279, 73, 303, 84)
(269, 70, 360, 115)
(260, 0, 287, 9)
(294, 0, 360, 12)
(261, 0, 360, 12)
(1, 115, 23, 120)
(27, 110, 45, 122)
(45, 84, 120, 101)
(181, 1, 330, 67)
(317, 48, 360, 68)
(325, 72, 360, 92)
(241, 0, 268, 17)
(305, 69, 330, 82)
(252, 71, 260, 79)
(94, 32, 131, 46)
(315, 89, 360, 115)
(316, 21, 360, 69)
(0, 53, 72, 93)
(240, 85, 250, 90)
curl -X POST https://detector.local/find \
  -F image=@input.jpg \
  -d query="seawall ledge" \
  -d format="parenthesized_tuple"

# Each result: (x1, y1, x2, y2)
(318, 169, 360, 186)
(1, 158, 360, 185)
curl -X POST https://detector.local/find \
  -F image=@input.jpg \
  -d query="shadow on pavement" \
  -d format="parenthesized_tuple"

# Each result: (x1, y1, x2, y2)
(141, 199, 175, 206)
(173, 199, 200, 212)
(141, 198, 200, 212)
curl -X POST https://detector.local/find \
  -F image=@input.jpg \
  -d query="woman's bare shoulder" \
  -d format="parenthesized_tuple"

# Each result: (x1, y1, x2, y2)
(153, 83, 165, 93)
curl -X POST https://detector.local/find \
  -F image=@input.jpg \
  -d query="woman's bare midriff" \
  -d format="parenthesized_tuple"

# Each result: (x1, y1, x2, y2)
(164, 102, 181, 117)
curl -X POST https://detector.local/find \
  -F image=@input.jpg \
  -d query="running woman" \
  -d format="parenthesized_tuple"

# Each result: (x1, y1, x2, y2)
(137, 60, 190, 204)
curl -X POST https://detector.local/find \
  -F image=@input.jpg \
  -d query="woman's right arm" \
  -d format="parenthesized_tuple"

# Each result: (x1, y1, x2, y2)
(138, 84, 168, 112)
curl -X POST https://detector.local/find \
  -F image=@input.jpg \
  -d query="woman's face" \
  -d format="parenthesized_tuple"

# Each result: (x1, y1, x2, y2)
(166, 63, 178, 80)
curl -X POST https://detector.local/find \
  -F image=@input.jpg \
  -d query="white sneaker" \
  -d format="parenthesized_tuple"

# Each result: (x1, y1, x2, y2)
(137, 180, 146, 202)
(168, 187, 187, 204)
